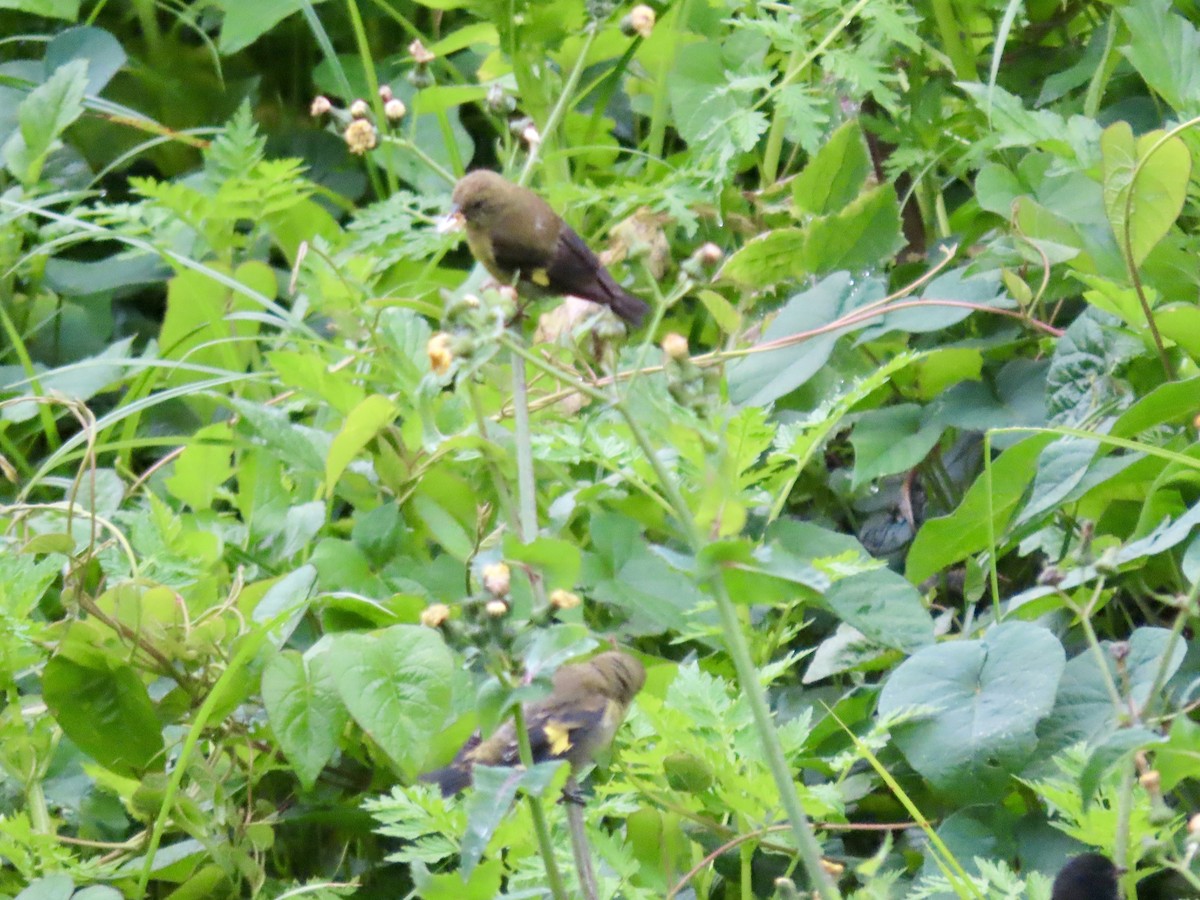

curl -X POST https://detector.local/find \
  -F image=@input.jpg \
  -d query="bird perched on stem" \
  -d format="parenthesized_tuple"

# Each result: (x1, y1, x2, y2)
(442, 170, 650, 327)
(421, 651, 646, 796)
(1051, 852, 1122, 900)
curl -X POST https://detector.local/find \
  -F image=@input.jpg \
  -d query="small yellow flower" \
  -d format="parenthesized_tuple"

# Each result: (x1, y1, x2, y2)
(420, 603, 450, 627)
(482, 562, 511, 597)
(661, 332, 689, 360)
(485, 599, 509, 617)
(344, 119, 377, 154)
(310, 95, 332, 117)
(549, 589, 581, 610)
(427, 332, 453, 375)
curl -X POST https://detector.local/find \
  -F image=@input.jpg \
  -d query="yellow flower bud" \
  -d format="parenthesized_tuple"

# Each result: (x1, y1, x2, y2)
(549, 589, 581, 610)
(427, 332, 454, 375)
(661, 332, 689, 360)
(485, 599, 509, 617)
(420, 603, 450, 627)
(343, 119, 377, 154)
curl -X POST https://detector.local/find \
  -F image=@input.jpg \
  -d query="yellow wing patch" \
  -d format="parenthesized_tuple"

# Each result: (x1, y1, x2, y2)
(530, 268, 551, 287)
(543, 721, 573, 756)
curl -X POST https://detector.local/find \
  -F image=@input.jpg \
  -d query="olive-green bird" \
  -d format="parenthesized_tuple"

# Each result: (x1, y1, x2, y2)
(421, 651, 646, 796)
(446, 170, 650, 327)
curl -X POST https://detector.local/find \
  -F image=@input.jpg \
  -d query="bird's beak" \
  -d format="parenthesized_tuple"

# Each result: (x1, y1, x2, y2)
(437, 207, 465, 234)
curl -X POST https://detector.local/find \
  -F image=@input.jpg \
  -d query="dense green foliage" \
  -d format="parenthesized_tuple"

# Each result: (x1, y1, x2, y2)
(2, 0, 1200, 898)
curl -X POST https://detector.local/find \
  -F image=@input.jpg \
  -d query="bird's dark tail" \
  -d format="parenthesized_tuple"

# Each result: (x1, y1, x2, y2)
(606, 285, 650, 327)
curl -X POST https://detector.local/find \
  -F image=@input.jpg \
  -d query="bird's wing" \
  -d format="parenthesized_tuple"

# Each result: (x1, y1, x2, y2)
(544, 226, 607, 298)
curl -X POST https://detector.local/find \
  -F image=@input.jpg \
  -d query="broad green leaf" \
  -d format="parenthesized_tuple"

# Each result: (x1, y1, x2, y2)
(717, 228, 805, 290)
(165, 423, 234, 511)
(849, 403, 943, 488)
(325, 394, 397, 491)
(1100, 122, 1190, 268)
(4, 58, 86, 184)
(792, 120, 872, 216)
(822, 567, 934, 652)
(801, 185, 904, 275)
(42, 657, 164, 776)
(1155, 716, 1200, 792)
(0, 0, 78, 17)
(1015, 437, 1099, 526)
(268, 349, 366, 414)
(728, 272, 887, 407)
(502, 535, 581, 591)
(45, 27, 126, 95)
(326, 625, 453, 776)
(906, 433, 1055, 584)
(1121, 1, 1200, 113)
(13, 874, 75, 900)
(217, 0, 328, 54)
(410, 859, 504, 899)
(262, 649, 348, 791)
(878, 621, 1065, 800)
(1156, 305, 1200, 363)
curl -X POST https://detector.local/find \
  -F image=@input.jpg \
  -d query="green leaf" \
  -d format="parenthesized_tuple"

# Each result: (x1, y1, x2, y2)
(1101, 122, 1190, 269)
(262, 649, 348, 791)
(325, 394, 397, 491)
(165, 423, 234, 511)
(42, 657, 164, 776)
(822, 568, 934, 652)
(1121, 1, 1200, 113)
(906, 433, 1056, 584)
(717, 228, 806, 290)
(0, 0, 78, 17)
(1155, 715, 1200, 792)
(13, 874, 75, 900)
(45, 27, 126, 95)
(460, 763, 564, 877)
(217, 0, 327, 54)
(849, 403, 943, 488)
(878, 622, 1065, 800)
(728, 272, 887, 407)
(792, 120, 872, 215)
(4, 58, 87, 184)
(801, 185, 904, 275)
(501, 535, 581, 592)
(326, 625, 453, 776)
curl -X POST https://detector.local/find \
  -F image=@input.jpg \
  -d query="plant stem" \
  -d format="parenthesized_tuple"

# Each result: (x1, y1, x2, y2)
(565, 779, 600, 900)
(500, 334, 840, 899)
(513, 706, 570, 900)
(519, 24, 599, 187)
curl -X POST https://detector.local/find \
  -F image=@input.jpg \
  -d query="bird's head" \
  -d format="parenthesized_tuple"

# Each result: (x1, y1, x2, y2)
(446, 170, 520, 233)
(587, 651, 646, 704)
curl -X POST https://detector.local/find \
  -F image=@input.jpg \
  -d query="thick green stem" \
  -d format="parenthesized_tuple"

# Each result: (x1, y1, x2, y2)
(514, 707, 570, 900)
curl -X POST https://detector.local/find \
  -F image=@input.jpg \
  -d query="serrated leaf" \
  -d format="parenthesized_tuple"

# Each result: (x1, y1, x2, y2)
(792, 120, 872, 215)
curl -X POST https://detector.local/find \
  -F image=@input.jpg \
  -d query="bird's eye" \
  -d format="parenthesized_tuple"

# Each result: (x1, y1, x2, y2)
(464, 198, 486, 215)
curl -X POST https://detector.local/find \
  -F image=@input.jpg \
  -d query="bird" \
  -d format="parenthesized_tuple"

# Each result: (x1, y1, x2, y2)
(421, 651, 646, 796)
(1051, 852, 1122, 900)
(444, 170, 650, 327)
